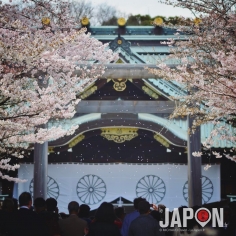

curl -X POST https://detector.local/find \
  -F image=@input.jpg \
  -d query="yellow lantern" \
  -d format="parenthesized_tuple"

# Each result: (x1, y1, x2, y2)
(117, 17, 126, 26)
(193, 18, 202, 25)
(153, 17, 163, 26)
(42, 17, 50, 26)
(81, 17, 89, 26)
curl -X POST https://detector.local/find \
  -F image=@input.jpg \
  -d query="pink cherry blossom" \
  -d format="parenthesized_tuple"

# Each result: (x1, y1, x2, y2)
(0, 0, 118, 182)
(150, 0, 236, 161)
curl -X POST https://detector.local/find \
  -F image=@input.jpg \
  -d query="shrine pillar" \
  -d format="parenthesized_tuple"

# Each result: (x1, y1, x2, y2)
(187, 115, 202, 207)
(33, 140, 48, 199)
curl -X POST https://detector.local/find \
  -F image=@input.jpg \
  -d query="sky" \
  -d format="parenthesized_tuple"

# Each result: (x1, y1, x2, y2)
(90, 0, 194, 18)
(4, 0, 194, 18)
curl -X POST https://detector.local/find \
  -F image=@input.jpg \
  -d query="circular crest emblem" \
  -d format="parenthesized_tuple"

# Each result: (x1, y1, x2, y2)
(136, 175, 166, 204)
(76, 174, 106, 205)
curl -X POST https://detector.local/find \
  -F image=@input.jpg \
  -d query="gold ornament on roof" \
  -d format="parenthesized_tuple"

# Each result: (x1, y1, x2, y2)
(48, 146, 54, 153)
(142, 86, 159, 99)
(80, 86, 97, 99)
(117, 17, 126, 26)
(112, 78, 127, 91)
(81, 17, 89, 26)
(68, 134, 85, 148)
(42, 17, 50, 26)
(101, 128, 138, 143)
(116, 58, 124, 63)
(117, 39, 122, 45)
(193, 18, 202, 25)
(153, 17, 163, 26)
(154, 133, 170, 147)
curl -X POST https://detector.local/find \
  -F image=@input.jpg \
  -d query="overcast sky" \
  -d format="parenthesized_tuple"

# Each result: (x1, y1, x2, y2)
(90, 0, 193, 18)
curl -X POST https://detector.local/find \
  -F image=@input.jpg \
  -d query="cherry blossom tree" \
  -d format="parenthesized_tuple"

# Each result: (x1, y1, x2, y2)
(0, 0, 117, 182)
(149, 0, 236, 161)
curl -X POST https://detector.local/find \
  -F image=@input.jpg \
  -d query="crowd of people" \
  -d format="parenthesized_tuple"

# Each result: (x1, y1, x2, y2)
(0, 192, 235, 236)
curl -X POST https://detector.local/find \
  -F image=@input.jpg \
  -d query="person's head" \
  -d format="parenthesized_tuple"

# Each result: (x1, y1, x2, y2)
(34, 197, 46, 213)
(46, 198, 57, 212)
(12, 198, 18, 211)
(59, 212, 69, 219)
(115, 207, 126, 220)
(95, 202, 116, 223)
(78, 204, 90, 218)
(68, 201, 80, 215)
(2, 198, 14, 212)
(133, 197, 146, 210)
(138, 200, 150, 215)
(19, 192, 32, 208)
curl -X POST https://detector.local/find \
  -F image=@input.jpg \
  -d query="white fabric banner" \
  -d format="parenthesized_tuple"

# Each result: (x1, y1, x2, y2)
(17, 163, 220, 213)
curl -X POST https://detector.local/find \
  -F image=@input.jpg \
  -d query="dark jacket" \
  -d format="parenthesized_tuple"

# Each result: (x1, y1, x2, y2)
(0, 209, 13, 235)
(10, 208, 46, 236)
(128, 214, 164, 236)
(37, 210, 61, 236)
(59, 214, 87, 236)
(87, 221, 121, 236)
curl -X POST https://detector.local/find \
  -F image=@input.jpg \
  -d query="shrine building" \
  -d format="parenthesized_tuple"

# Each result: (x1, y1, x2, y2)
(12, 24, 236, 212)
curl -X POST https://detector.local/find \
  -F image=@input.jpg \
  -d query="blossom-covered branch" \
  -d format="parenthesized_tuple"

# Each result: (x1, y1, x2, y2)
(149, 0, 236, 161)
(0, 0, 117, 181)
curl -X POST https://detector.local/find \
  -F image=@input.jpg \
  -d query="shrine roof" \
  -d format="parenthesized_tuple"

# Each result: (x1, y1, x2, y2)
(88, 26, 182, 36)
(68, 26, 235, 150)
(49, 113, 235, 149)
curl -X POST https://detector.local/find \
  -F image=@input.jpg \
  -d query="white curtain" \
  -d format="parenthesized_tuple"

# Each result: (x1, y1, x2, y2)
(17, 163, 220, 213)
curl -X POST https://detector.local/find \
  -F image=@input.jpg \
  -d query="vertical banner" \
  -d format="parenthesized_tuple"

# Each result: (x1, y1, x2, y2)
(17, 163, 220, 213)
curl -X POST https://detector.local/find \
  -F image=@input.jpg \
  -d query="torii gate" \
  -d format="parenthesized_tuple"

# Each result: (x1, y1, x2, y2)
(34, 64, 202, 208)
